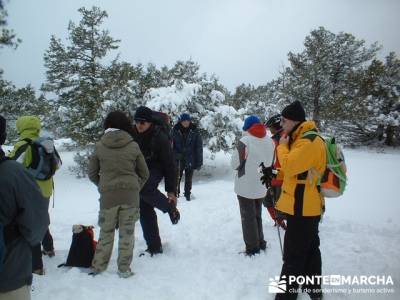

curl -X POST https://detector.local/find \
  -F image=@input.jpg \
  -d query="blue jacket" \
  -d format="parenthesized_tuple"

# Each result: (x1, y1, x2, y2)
(172, 123, 203, 169)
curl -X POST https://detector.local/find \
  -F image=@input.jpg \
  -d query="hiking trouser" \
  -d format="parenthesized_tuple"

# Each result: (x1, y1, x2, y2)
(275, 216, 322, 300)
(31, 244, 43, 271)
(177, 162, 194, 197)
(139, 169, 171, 250)
(237, 196, 265, 252)
(92, 205, 139, 273)
(32, 198, 52, 272)
(0, 285, 31, 300)
(42, 229, 54, 252)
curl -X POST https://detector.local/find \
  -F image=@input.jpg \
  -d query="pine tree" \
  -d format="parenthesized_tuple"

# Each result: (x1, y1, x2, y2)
(281, 27, 380, 127)
(0, 79, 49, 142)
(0, 1, 21, 49)
(42, 6, 120, 146)
(363, 53, 400, 146)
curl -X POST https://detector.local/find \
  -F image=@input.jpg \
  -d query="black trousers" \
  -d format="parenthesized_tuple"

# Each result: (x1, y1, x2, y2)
(32, 197, 53, 271)
(276, 216, 322, 300)
(237, 196, 264, 251)
(177, 160, 194, 196)
(139, 169, 171, 251)
(32, 229, 53, 271)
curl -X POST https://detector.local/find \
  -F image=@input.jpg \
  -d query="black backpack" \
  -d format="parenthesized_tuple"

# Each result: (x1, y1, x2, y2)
(58, 225, 97, 268)
(152, 111, 173, 142)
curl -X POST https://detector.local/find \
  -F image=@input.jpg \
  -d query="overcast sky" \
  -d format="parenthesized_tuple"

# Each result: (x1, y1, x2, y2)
(1, 0, 399, 91)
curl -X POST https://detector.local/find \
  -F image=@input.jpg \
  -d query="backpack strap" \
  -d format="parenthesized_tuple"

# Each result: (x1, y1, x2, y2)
(301, 130, 321, 142)
(9, 138, 32, 162)
(300, 130, 325, 186)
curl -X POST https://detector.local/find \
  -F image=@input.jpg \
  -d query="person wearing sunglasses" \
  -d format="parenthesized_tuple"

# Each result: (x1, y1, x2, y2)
(131, 106, 180, 256)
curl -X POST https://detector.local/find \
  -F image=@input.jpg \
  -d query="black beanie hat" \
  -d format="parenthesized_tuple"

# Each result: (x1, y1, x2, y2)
(134, 106, 153, 122)
(281, 101, 306, 121)
(0, 115, 6, 145)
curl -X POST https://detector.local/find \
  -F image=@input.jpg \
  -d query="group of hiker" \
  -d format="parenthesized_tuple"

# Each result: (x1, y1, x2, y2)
(231, 100, 326, 300)
(1, 100, 326, 300)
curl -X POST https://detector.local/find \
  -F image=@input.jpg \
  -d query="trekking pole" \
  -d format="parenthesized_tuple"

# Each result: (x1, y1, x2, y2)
(52, 180, 55, 208)
(276, 223, 283, 258)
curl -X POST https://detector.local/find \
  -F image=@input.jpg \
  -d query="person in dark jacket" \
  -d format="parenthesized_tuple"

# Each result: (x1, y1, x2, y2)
(172, 113, 203, 201)
(0, 115, 49, 300)
(263, 114, 287, 230)
(131, 106, 180, 256)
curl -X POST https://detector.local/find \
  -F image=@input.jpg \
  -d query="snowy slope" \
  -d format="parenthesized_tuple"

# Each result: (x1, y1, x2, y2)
(26, 148, 400, 300)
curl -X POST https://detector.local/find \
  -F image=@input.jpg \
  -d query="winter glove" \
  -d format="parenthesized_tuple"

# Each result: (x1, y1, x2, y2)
(266, 206, 287, 230)
(276, 218, 287, 230)
(259, 163, 275, 188)
(167, 192, 177, 206)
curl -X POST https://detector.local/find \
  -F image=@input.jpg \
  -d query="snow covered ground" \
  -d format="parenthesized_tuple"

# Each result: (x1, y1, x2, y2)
(19, 147, 400, 300)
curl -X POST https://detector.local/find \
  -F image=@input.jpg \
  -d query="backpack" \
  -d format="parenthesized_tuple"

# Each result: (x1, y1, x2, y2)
(302, 131, 347, 198)
(12, 137, 62, 180)
(58, 225, 97, 268)
(152, 111, 173, 142)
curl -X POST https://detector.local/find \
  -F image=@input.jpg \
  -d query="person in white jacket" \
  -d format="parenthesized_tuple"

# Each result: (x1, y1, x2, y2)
(231, 115, 274, 256)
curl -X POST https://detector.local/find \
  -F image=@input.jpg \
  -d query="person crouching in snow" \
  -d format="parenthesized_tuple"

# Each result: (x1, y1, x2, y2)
(230, 115, 274, 256)
(88, 111, 149, 278)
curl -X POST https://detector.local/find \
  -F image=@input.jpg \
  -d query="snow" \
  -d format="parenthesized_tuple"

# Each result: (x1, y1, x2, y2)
(21, 147, 400, 300)
(144, 81, 201, 112)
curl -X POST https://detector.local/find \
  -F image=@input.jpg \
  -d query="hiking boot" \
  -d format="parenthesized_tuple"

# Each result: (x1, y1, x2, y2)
(240, 248, 260, 257)
(33, 268, 45, 275)
(117, 270, 134, 278)
(88, 268, 102, 276)
(139, 246, 163, 257)
(168, 205, 180, 225)
(260, 240, 267, 251)
(184, 193, 191, 201)
(42, 249, 55, 257)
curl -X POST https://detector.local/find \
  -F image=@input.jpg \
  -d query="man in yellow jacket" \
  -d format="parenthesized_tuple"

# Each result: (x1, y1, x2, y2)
(275, 101, 326, 300)
(9, 116, 59, 275)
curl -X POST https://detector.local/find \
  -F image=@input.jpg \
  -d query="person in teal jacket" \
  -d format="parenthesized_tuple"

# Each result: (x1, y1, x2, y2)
(9, 116, 60, 275)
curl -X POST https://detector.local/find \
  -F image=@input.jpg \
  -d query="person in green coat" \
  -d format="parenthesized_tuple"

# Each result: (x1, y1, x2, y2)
(88, 111, 149, 278)
(8, 115, 60, 275)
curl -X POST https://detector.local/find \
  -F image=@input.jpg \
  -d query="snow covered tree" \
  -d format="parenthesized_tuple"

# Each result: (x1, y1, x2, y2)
(169, 59, 204, 84)
(42, 6, 120, 146)
(281, 27, 380, 127)
(144, 77, 241, 153)
(229, 83, 255, 110)
(102, 60, 141, 118)
(0, 79, 50, 142)
(363, 53, 400, 146)
(0, 1, 20, 49)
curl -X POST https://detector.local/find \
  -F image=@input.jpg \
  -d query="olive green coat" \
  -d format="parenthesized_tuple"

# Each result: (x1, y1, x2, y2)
(88, 129, 149, 209)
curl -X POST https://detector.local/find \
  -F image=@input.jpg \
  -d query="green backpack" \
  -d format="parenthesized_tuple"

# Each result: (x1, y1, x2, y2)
(302, 131, 347, 198)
